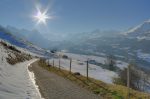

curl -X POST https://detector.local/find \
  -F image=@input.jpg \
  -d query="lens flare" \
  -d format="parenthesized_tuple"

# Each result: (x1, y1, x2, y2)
(34, 6, 51, 25)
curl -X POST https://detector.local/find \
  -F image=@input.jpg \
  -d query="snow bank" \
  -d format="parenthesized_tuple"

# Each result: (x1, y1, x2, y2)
(28, 60, 44, 99)
(0, 45, 43, 99)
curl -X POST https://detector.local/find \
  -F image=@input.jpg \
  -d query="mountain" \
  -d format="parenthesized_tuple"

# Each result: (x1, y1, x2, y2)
(53, 22, 150, 70)
(6, 26, 59, 49)
(125, 20, 150, 40)
(2, 19, 150, 70)
(123, 19, 150, 53)
(56, 30, 124, 54)
(0, 25, 51, 57)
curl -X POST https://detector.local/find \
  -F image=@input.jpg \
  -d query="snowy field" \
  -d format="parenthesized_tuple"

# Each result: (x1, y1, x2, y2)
(48, 52, 129, 84)
(49, 58, 117, 83)
(137, 50, 150, 63)
(63, 53, 128, 70)
(0, 44, 43, 99)
(50, 52, 150, 93)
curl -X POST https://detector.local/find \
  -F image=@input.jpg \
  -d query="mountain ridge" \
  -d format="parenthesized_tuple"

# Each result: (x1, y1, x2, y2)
(0, 25, 51, 57)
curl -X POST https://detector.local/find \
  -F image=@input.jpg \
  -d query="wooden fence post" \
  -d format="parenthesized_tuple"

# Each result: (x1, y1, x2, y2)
(59, 58, 60, 70)
(53, 59, 54, 67)
(87, 60, 89, 80)
(127, 65, 130, 99)
(70, 58, 72, 73)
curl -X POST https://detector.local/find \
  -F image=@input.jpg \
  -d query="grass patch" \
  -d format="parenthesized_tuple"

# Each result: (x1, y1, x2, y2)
(38, 60, 150, 99)
(6, 52, 32, 65)
(0, 41, 32, 65)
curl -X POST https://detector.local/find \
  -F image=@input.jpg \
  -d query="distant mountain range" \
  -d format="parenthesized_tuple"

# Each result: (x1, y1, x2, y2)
(0, 19, 150, 69)
(6, 26, 53, 48)
(0, 25, 50, 57)
(54, 19, 150, 70)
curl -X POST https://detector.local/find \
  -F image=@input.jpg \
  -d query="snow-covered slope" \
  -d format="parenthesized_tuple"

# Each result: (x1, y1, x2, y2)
(49, 52, 128, 83)
(0, 41, 43, 99)
(0, 26, 51, 58)
(65, 53, 128, 69)
(50, 58, 117, 83)
(125, 19, 150, 40)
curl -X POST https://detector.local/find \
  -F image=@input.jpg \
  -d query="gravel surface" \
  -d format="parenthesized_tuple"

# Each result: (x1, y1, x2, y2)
(29, 61, 100, 99)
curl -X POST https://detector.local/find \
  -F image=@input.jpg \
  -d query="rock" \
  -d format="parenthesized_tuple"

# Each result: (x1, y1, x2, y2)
(73, 72, 80, 76)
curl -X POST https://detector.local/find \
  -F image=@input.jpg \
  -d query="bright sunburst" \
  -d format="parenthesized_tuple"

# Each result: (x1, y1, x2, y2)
(34, 7, 50, 25)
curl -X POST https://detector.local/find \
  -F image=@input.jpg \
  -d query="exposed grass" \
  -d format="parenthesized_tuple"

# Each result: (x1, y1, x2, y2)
(0, 41, 21, 53)
(0, 41, 32, 65)
(6, 52, 32, 65)
(38, 60, 150, 99)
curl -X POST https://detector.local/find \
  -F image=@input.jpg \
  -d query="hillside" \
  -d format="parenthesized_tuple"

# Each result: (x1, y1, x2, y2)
(6, 26, 60, 49)
(0, 40, 43, 99)
(0, 25, 51, 58)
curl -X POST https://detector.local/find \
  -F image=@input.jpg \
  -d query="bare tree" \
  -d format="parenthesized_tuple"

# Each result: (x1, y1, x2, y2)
(113, 63, 149, 92)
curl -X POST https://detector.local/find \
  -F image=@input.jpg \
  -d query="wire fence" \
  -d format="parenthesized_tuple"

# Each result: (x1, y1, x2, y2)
(42, 56, 150, 99)
(46, 57, 90, 80)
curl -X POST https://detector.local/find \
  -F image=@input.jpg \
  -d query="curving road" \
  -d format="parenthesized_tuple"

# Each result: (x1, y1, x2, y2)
(29, 61, 100, 99)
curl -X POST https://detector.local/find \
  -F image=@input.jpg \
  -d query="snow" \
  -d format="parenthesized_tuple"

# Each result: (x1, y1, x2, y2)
(28, 62, 44, 99)
(116, 60, 128, 69)
(49, 52, 128, 83)
(124, 19, 150, 40)
(62, 52, 106, 63)
(50, 52, 129, 83)
(0, 45, 43, 99)
(49, 58, 117, 84)
(0, 39, 42, 57)
(125, 23, 142, 34)
(137, 50, 150, 63)
(137, 36, 148, 40)
(58, 52, 128, 69)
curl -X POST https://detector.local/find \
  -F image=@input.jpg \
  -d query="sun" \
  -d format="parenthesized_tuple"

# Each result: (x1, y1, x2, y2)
(34, 8, 50, 25)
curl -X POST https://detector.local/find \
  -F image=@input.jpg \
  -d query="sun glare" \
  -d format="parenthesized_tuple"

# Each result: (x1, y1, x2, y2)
(34, 7, 50, 25)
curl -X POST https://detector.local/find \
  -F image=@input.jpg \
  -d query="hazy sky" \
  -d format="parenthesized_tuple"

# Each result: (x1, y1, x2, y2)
(0, 0, 150, 34)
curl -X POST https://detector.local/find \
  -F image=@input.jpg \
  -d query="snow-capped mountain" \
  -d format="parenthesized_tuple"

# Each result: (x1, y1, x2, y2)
(51, 20, 150, 70)
(125, 19, 150, 40)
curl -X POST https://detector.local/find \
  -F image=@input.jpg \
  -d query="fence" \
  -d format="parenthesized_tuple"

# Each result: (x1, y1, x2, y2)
(44, 57, 150, 99)
(46, 57, 90, 80)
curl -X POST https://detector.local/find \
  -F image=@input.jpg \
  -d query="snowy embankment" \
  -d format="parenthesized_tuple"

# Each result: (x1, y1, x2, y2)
(49, 52, 128, 84)
(0, 44, 43, 99)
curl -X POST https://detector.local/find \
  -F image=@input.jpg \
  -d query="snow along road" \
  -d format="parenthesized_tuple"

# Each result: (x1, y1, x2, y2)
(0, 59, 43, 99)
(29, 61, 100, 99)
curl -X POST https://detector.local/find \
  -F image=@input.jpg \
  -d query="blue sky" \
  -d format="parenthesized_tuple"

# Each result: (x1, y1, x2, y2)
(0, 0, 150, 34)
